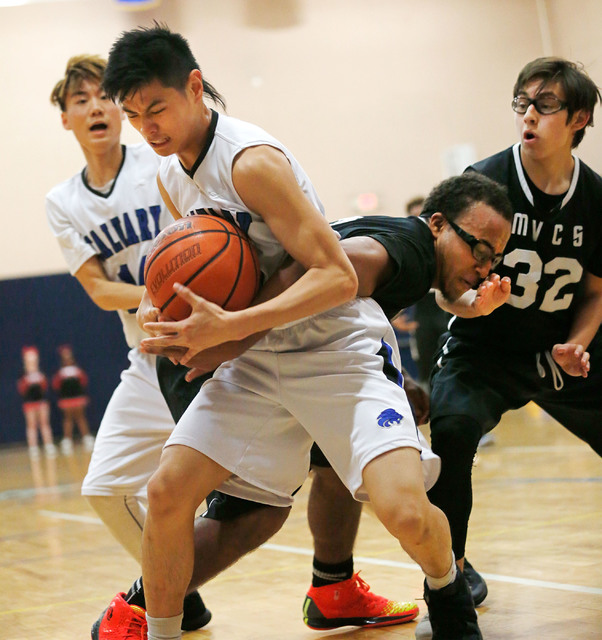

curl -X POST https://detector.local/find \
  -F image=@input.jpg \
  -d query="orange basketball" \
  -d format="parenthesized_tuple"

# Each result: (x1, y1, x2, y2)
(143, 215, 261, 321)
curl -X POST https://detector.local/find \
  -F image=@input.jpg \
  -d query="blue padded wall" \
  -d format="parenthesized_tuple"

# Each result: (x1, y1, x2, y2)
(1, 273, 129, 445)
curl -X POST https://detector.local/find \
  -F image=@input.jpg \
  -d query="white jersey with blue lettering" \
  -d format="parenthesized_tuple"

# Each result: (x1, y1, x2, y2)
(158, 110, 326, 283)
(46, 142, 178, 509)
(46, 143, 173, 348)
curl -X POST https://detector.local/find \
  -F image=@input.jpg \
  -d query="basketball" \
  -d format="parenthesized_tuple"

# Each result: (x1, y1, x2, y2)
(143, 215, 261, 321)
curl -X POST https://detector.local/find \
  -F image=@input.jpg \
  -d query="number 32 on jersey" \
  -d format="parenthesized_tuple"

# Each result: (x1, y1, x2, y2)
(504, 249, 583, 312)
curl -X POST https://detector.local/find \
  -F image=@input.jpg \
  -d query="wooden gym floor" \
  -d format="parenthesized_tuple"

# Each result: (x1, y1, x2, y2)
(1, 404, 600, 640)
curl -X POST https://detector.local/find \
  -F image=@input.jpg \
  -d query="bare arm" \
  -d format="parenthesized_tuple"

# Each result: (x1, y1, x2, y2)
(142, 236, 393, 372)
(552, 271, 602, 377)
(435, 274, 511, 318)
(231, 146, 358, 330)
(143, 146, 358, 351)
(74, 255, 144, 311)
(140, 261, 302, 371)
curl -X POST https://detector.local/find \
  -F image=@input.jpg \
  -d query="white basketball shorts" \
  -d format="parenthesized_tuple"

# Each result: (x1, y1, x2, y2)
(166, 298, 440, 507)
(81, 349, 175, 499)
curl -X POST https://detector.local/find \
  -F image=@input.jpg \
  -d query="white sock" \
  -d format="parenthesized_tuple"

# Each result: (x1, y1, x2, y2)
(146, 612, 183, 640)
(425, 552, 457, 591)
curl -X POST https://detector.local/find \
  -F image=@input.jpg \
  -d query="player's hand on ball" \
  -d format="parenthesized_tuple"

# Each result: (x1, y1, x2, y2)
(472, 274, 511, 316)
(137, 288, 161, 333)
(139, 342, 188, 361)
(552, 343, 590, 377)
(143, 283, 238, 352)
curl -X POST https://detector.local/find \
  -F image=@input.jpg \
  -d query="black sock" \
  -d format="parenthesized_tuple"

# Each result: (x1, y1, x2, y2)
(312, 556, 354, 588)
(125, 576, 146, 609)
(124, 576, 201, 613)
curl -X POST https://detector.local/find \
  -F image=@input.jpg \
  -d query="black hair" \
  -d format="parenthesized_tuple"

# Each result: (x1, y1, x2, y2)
(422, 172, 513, 223)
(514, 57, 601, 148)
(103, 22, 226, 110)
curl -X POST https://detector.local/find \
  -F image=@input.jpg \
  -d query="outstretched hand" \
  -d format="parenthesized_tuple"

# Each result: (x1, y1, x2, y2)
(472, 274, 511, 316)
(552, 343, 590, 377)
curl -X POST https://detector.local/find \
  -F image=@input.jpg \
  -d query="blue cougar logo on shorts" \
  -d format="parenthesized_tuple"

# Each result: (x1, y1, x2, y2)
(377, 408, 403, 428)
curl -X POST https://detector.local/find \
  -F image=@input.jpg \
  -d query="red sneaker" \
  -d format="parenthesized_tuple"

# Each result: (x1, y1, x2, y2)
(303, 573, 419, 629)
(91, 593, 147, 640)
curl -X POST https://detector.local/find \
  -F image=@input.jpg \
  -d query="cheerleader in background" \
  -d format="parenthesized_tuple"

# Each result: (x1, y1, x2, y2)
(52, 344, 95, 455)
(17, 346, 57, 459)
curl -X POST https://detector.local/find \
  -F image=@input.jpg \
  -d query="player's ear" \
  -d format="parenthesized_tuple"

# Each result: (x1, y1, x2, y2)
(188, 69, 205, 104)
(61, 111, 72, 131)
(428, 212, 446, 238)
(570, 108, 590, 132)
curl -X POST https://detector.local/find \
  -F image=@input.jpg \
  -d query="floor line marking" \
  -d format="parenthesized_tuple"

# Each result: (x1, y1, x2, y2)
(38, 511, 602, 597)
(261, 543, 602, 596)
(0, 483, 81, 501)
(38, 510, 103, 524)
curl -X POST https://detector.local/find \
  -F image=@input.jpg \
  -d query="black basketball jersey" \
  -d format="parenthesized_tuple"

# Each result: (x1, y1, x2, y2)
(451, 144, 602, 352)
(17, 372, 47, 404)
(53, 365, 88, 399)
(331, 215, 436, 319)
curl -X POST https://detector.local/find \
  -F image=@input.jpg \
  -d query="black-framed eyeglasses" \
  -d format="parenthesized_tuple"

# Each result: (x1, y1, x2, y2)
(445, 217, 504, 269)
(512, 94, 567, 115)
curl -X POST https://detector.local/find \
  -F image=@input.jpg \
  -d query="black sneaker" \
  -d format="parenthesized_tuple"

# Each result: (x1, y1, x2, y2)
(463, 560, 488, 606)
(182, 590, 212, 631)
(423, 570, 482, 640)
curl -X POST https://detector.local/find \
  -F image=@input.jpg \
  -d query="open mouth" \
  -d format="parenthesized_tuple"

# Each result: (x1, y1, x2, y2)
(90, 123, 108, 132)
(524, 131, 536, 141)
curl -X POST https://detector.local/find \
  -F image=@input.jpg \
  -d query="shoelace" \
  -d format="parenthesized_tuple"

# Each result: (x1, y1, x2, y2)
(353, 572, 370, 593)
(124, 608, 147, 640)
(351, 573, 389, 611)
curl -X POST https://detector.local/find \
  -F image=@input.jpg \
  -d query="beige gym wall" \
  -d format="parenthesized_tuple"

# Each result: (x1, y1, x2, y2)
(1, 0, 600, 279)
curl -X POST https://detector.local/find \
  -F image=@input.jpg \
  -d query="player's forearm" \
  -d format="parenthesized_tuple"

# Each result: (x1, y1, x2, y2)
(83, 280, 145, 312)
(227, 263, 357, 341)
(435, 290, 481, 318)
(184, 331, 269, 372)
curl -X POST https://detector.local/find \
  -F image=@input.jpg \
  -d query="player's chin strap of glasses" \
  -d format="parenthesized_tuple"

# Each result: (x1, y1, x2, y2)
(535, 351, 564, 391)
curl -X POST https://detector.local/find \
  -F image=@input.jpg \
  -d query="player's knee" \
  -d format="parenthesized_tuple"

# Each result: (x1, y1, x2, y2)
(311, 465, 350, 499)
(430, 415, 482, 461)
(237, 506, 290, 551)
(373, 493, 428, 543)
(146, 467, 185, 516)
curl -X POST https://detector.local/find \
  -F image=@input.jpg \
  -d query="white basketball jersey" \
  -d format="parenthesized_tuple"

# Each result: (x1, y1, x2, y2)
(46, 143, 174, 348)
(158, 111, 326, 282)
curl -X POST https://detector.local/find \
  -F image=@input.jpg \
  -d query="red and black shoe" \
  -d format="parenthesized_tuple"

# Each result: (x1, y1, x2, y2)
(303, 572, 419, 629)
(91, 592, 147, 640)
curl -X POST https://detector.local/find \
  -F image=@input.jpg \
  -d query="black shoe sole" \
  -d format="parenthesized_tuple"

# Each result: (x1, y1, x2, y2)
(304, 612, 417, 630)
(464, 561, 488, 607)
(90, 608, 106, 640)
(181, 606, 212, 631)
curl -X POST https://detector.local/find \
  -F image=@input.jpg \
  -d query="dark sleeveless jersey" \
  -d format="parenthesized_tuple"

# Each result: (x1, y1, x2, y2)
(17, 372, 48, 404)
(331, 215, 436, 319)
(52, 365, 88, 399)
(451, 144, 602, 353)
